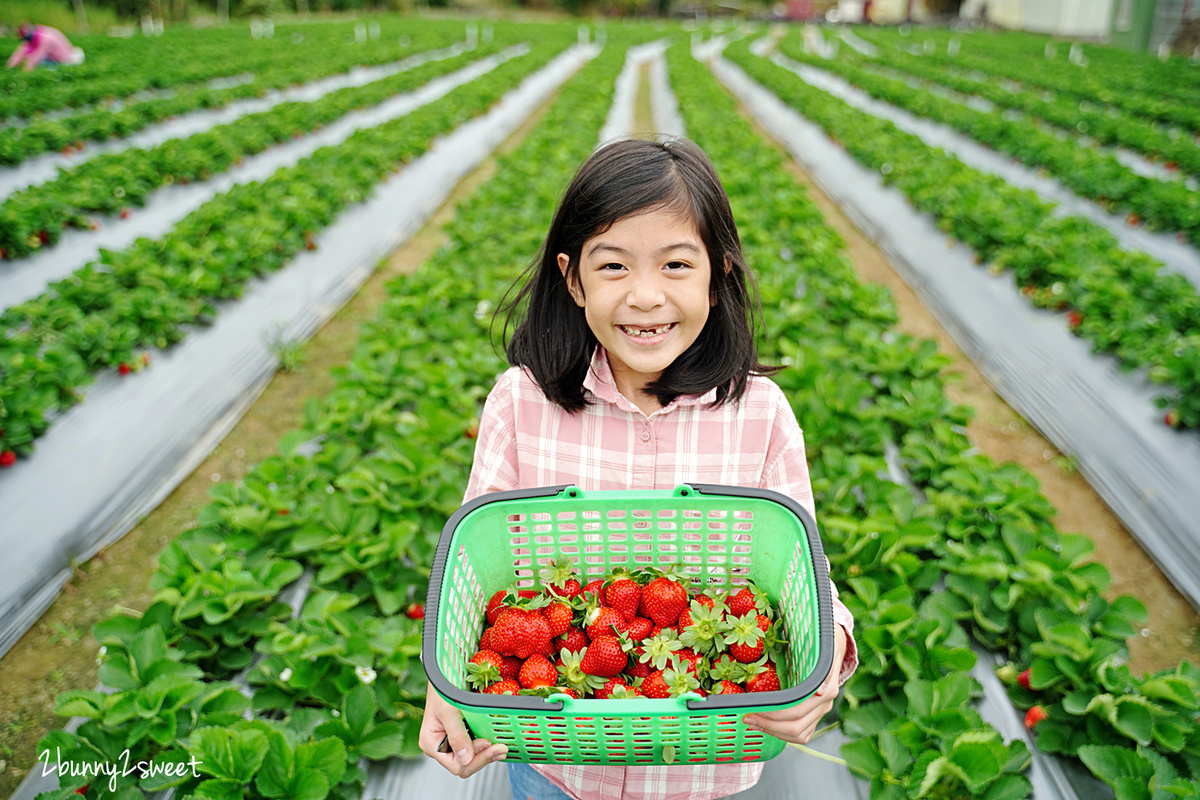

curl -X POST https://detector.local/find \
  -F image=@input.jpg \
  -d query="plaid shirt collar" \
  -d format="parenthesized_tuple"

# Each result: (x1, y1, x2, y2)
(582, 347, 718, 418)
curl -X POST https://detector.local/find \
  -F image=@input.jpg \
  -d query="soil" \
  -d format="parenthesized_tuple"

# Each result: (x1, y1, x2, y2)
(3, 48, 1199, 798)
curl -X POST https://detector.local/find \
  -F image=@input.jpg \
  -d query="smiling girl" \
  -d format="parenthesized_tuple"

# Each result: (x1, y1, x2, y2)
(417, 137, 858, 800)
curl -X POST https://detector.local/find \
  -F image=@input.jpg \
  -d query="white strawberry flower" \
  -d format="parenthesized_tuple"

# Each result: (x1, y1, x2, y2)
(279, 667, 293, 682)
(355, 665, 377, 685)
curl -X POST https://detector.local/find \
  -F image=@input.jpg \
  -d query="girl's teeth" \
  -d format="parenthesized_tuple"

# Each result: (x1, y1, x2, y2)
(622, 324, 671, 337)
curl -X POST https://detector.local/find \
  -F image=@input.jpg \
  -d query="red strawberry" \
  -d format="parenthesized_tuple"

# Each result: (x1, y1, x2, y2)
(1127, 213, 1140, 227)
(595, 677, 630, 699)
(491, 607, 552, 659)
(486, 588, 539, 625)
(640, 669, 672, 698)
(626, 617, 653, 642)
(405, 603, 424, 619)
(540, 557, 583, 600)
(479, 626, 496, 652)
(604, 577, 642, 622)
(744, 661, 781, 693)
(555, 626, 589, 655)
(755, 614, 771, 633)
(466, 650, 505, 689)
(118, 362, 131, 376)
(712, 680, 745, 694)
(0, 450, 16, 468)
(675, 647, 702, 675)
(1067, 310, 1082, 329)
(650, 625, 677, 639)
(585, 607, 629, 641)
(725, 613, 766, 663)
(500, 656, 523, 681)
(1165, 409, 1181, 428)
(580, 635, 628, 677)
(726, 586, 765, 618)
(693, 594, 715, 610)
(519, 655, 558, 689)
(119, 207, 131, 220)
(542, 601, 574, 637)
(484, 679, 521, 695)
(582, 578, 606, 601)
(642, 576, 689, 627)
(1024, 705, 1048, 729)
(1018, 668, 1033, 691)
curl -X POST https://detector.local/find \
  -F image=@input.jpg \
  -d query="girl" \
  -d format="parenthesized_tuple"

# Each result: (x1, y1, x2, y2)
(417, 137, 858, 800)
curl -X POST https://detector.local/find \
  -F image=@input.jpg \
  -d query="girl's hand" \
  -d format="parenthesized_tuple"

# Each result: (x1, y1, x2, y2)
(741, 623, 847, 745)
(418, 682, 508, 777)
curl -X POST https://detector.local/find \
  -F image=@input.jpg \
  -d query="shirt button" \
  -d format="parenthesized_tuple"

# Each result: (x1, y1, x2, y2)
(640, 430, 651, 442)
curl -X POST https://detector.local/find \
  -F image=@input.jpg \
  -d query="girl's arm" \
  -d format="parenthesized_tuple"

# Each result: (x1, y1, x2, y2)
(7, 43, 31, 69)
(21, 36, 51, 70)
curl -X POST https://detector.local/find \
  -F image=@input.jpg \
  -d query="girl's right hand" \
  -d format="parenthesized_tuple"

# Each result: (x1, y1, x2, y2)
(417, 682, 508, 778)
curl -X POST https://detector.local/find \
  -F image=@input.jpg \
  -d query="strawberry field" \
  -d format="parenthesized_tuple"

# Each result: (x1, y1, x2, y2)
(2, 16, 1200, 800)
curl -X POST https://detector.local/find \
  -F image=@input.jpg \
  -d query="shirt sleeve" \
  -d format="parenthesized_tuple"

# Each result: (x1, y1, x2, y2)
(761, 385, 859, 687)
(462, 370, 521, 504)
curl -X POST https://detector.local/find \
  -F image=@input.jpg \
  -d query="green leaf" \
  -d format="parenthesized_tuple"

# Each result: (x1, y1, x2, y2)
(979, 774, 1033, 800)
(840, 737, 887, 778)
(343, 684, 375, 738)
(947, 741, 1001, 794)
(1077, 744, 1154, 786)
(355, 720, 404, 760)
(1113, 699, 1154, 746)
(914, 752, 949, 798)
(295, 737, 347, 786)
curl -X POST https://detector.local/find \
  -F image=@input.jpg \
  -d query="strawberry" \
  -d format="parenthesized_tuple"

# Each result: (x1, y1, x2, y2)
(1018, 668, 1033, 691)
(542, 601, 574, 637)
(724, 612, 766, 663)
(1127, 213, 1140, 227)
(626, 658, 654, 679)
(500, 656, 523, 681)
(744, 660, 781, 693)
(595, 677, 630, 699)
(726, 583, 770, 618)
(556, 648, 605, 695)
(604, 575, 642, 622)
(540, 557, 583, 600)
(610, 684, 643, 699)
(519, 654, 558, 689)
(1165, 409, 1181, 428)
(712, 680, 744, 694)
(118, 363, 131, 376)
(556, 626, 589, 655)
(484, 679, 521, 695)
(479, 626, 496, 652)
(642, 575, 689, 628)
(1067, 310, 1083, 329)
(119, 207, 131, 220)
(466, 650, 505, 689)
(678, 600, 727, 657)
(675, 647, 702, 675)
(585, 606, 629, 640)
(1024, 705, 1048, 729)
(693, 594, 715, 610)
(580, 635, 628, 677)
(639, 631, 684, 671)
(626, 617, 653, 642)
(405, 603, 424, 619)
(0, 450, 16, 468)
(486, 587, 539, 625)
(491, 607, 553, 659)
(582, 578, 606, 601)
(639, 669, 672, 698)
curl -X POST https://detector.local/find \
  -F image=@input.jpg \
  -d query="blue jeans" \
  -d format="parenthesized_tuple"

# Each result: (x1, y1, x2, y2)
(507, 763, 572, 800)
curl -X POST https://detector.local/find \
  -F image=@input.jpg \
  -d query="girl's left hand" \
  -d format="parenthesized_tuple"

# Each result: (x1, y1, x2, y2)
(741, 623, 847, 745)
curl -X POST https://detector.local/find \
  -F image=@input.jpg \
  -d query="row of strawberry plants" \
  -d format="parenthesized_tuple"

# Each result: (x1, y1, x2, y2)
(0, 20, 399, 121)
(714, 34, 1200, 797)
(669, 42, 1033, 799)
(29, 36, 634, 800)
(0, 20, 470, 167)
(853, 26, 1200, 136)
(0, 34, 570, 466)
(843, 36, 1200, 181)
(726, 36, 1200, 431)
(778, 32, 1200, 244)
(0, 33, 519, 261)
(876, 27, 1200, 110)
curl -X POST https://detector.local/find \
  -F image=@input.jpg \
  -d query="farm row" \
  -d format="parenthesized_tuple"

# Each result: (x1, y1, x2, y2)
(10, 26, 1198, 800)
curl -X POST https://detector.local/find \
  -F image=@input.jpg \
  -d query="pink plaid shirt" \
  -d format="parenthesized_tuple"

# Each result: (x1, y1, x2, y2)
(464, 347, 858, 800)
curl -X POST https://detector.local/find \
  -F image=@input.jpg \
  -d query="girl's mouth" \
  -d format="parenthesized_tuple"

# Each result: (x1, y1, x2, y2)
(617, 323, 677, 338)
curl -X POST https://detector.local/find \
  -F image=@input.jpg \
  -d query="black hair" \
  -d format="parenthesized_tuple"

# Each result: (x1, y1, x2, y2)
(498, 136, 777, 413)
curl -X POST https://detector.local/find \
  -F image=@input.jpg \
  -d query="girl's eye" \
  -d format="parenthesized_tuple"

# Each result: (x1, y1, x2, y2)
(599, 262, 625, 271)
(664, 261, 690, 271)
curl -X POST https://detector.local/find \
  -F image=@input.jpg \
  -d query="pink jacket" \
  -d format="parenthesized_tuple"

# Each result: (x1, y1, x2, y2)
(7, 26, 77, 71)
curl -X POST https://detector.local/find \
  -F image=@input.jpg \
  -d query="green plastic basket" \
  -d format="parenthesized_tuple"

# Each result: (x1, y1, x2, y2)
(421, 483, 834, 766)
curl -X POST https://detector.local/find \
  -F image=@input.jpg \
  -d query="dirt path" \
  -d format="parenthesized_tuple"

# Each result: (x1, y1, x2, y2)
(726, 98, 1200, 677)
(0, 88, 560, 797)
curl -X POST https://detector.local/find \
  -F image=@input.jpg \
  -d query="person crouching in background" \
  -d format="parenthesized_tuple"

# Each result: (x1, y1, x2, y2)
(7, 23, 86, 71)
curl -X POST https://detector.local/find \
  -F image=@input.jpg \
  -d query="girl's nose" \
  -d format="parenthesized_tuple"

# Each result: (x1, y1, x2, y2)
(625, 271, 665, 310)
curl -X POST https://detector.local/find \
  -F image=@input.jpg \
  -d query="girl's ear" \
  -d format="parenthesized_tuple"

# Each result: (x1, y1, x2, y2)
(558, 253, 585, 307)
(711, 255, 733, 307)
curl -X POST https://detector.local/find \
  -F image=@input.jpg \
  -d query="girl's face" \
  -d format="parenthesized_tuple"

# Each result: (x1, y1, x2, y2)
(559, 207, 713, 412)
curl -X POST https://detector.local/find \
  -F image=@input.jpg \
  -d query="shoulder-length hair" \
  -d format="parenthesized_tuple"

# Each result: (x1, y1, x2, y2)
(498, 137, 776, 413)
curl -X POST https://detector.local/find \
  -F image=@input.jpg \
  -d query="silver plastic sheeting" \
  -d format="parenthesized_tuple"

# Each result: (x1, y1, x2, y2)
(1, 46, 528, 312)
(0, 41, 472, 202)
(0, 41, 598, 661)
(708, 45, 1200, 614)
